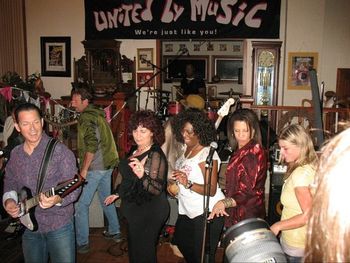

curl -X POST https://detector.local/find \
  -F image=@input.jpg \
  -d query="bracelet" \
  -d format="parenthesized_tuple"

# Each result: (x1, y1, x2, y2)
(222, 198, 235, 208)
(185, 180, 193, 189)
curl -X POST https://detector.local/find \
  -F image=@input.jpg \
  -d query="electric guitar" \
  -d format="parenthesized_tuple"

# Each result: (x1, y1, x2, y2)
(18, 175, 84, 231)
(214, 98, 235, 130)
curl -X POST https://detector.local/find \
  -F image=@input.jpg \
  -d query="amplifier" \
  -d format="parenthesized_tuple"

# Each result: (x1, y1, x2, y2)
(267, 162, 286, 225)
(271, 163, 287, 187)
(267, 185, 283, 225)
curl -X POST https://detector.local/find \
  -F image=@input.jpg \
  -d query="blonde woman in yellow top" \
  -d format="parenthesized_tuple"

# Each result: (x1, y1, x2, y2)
(270, 124, 318, 263)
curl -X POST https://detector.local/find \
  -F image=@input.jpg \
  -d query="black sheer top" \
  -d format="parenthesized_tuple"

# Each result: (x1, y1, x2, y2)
(117, 144, 168, 205)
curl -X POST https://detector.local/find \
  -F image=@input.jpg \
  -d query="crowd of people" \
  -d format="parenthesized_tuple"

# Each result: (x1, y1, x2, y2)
(1, 83, 350, 263)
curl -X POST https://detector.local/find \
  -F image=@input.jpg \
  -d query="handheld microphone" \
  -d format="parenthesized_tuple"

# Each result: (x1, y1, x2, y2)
(206, 141, 218, 166)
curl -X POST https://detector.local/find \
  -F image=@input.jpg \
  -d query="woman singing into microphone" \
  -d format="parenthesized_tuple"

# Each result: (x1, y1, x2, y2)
(171, 108, 225, 263)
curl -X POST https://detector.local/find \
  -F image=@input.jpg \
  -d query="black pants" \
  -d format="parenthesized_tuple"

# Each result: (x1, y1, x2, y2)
(122, 196, 170, 263)
(173, 214, 224, 263)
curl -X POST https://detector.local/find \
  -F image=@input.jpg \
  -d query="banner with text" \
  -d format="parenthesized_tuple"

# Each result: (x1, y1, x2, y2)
(85, 0, 281, 39)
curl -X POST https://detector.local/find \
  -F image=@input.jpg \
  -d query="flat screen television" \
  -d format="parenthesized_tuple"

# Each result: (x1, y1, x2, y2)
(165, 57, 208, 80)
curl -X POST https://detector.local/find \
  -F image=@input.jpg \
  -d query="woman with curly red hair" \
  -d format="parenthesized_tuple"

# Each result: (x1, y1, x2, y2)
(105, 110, 169, 263)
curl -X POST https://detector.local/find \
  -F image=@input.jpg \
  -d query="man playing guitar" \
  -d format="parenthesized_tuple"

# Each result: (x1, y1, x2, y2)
(3, 103, 81, 263)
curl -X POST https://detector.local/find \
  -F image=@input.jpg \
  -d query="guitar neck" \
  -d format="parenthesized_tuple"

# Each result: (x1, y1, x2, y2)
(25, 188, 56, 211)
(23, 176, 82, 211)
(214, 98, 235, 130)
(215, 115, 224, 130)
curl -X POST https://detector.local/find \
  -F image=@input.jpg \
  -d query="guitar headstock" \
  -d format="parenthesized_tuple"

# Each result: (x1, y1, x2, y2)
(55, 174, 85, 198)
(217, 98, 235, 118)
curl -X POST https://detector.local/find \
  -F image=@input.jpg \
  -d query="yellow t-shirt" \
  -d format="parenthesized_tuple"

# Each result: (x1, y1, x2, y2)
(280, 164, 315, 249)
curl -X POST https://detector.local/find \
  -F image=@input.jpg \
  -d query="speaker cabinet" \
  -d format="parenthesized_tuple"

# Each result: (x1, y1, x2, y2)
(267, 185, 283, 225)
(267, 162, 286, 225)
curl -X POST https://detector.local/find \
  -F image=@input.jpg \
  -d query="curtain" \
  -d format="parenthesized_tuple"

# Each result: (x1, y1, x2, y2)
(0, 0, 27, 79)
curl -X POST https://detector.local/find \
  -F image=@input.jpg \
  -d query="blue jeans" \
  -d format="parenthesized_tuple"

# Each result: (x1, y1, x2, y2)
(75, 169, 120, 246)
(286, 254, 302, 263)
(22, 219, 75, 263)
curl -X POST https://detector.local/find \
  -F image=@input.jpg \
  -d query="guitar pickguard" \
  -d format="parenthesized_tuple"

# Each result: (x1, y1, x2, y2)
(18, 187, 38, 231)
(20, 212, 36, 231)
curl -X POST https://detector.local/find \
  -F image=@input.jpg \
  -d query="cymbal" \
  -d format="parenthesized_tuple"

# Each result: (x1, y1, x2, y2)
(143, 89, 171, 94)
(219, 91, 242, 96)
(209, 98, 224, 101)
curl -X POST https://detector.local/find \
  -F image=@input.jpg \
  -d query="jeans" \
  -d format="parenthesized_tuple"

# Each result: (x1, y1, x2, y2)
(22, 219, 75, 263)
(75, 169, 120, 246)
(286, 254, 302, 263)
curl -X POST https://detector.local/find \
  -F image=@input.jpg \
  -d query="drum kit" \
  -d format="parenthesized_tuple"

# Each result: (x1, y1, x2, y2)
(143, 86, 242, 123)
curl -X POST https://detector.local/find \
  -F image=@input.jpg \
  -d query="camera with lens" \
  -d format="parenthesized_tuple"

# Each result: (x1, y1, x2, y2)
(223, 218, 287, 263)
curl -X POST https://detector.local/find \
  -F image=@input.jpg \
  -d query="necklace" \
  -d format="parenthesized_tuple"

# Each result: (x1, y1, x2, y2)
(135, 144, 152, 155)
(185, 143, 200, 159)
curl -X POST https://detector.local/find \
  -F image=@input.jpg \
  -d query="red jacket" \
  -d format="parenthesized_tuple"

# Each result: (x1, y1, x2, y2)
(225, 140, 267, 227)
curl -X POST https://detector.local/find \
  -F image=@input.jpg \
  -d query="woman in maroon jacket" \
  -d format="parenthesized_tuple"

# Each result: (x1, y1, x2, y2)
(208, 109, 267, 227)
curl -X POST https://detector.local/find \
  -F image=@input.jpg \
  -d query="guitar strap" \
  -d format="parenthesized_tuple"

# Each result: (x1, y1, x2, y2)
(35, 138, 58, 194)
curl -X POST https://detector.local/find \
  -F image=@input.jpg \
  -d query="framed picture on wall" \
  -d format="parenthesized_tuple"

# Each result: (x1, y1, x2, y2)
(40, 36, 71, 77)
(137, 48, 153, 70)
(165, 44, 173, 52)
(137, 72, 154, 87)
(288, 52, 318, 90)
(213, 57, 243, 82)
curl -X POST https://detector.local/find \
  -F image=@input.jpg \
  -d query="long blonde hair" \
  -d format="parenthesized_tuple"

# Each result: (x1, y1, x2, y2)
(278, 124, 318, 178)
(304, 128, 350, 262)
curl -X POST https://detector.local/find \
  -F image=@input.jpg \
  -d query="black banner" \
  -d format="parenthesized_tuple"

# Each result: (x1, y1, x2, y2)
(85, 0, 280, 40)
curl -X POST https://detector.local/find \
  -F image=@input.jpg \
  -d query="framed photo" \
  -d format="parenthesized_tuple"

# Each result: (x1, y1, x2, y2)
(233, 44, 242, 52)
(137, 48, 153, 70)
(165, 44, 173, 52)
(193, 44, 201, 51)
(137, 72, 154, 87)
(219, 44, 227, 51)
(288, 52, 318, 90)
(213, 56, 243, 82)
(40, 36, 71, 77)
(179, 44, 186, 52)
(207, 43, 214, 51)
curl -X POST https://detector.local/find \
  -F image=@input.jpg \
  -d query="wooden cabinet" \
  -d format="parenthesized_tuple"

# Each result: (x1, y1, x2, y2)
(74, 39, 122, 95)
(252, 41, 282, 106)
(74, 40, 136, 103)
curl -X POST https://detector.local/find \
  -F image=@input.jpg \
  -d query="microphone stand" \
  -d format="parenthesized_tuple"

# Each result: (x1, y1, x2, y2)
(129, 48, 188, 100)
(140, 57, 167, 74)
(144, 83, 151, 110)
(137, 89, 141, 110)
(200, 160, 214, 263)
